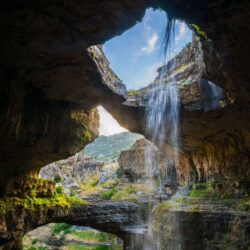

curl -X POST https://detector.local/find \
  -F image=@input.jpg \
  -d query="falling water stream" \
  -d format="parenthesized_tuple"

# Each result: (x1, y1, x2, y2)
(126, 19, 180, 250)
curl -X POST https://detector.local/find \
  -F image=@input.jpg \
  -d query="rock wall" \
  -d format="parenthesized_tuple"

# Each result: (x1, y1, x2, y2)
(39, 153, 104, 195)
(151, 199, 250, 250)
(118, 138, 178, 194)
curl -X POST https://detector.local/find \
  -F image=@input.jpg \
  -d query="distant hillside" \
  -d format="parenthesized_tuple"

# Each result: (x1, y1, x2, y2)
(84, 132, 143, 161)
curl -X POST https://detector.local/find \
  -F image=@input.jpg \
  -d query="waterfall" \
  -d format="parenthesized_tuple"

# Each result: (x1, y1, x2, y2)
(126, 19, 181, 250)
(144, 19, 179, 190)
(126, 18, 187, 250)
(146, 70, 179, 149)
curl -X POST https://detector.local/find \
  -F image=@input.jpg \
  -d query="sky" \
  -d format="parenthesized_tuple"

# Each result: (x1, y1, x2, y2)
(97, 106, 128, 136)
(103, 8, 192, 90)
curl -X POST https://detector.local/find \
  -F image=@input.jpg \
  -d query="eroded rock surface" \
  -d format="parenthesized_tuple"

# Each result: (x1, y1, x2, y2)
(118, 138, 166, 180)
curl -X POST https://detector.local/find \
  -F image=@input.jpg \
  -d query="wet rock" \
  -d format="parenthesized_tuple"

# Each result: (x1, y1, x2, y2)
(152, 198, 250, 250)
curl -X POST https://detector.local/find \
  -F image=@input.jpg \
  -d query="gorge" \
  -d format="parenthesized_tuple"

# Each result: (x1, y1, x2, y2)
(1, 0, 250, 249)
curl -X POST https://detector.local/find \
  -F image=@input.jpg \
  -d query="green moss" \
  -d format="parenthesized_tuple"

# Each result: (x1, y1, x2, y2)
(108, 68, 118, 81)
(189, 188, 214, 198)
(190, 24, 209, 41)
(56, 185, 64, 195)
(101, 179, 119, 189)
(99, 184, 137, 201)
(2, 193, 85, 216)
(155, 201, 180, 212)
(76, 126, 91, 143)
(188, 182, 236, 199)
(81, 129, 91, 142)
(71, 111, 92, 143)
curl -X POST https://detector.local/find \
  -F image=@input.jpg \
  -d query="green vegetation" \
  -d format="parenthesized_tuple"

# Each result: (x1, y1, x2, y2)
(31, 239, 37, 245)
(84, 132, 142, 161)
(71, 110, 92, 143)
(0, 200, 6, 216)
(190, 24, 209, 41)
(236, 199, 250, 212)
(115, 168, 124, 179)
(1, 191, 85, 218)
(10, 193, 84, 210)
(51, 223, 73, 235)
(155, 200, 180, 213)
(188, 182, 226, 199)
(99, 187, 118, 200)
(101, 179, 119, 189)
(56, 185, 64, 194)
(71, 230, 107, 242)
(127, 89, 142, 96)
(53, 174, 62, 183)
(98, 184, 139, 202)
(1, 176, 86, 219)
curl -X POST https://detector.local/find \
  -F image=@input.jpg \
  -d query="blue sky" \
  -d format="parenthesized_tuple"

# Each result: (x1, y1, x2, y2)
(103, 8, 192, 90)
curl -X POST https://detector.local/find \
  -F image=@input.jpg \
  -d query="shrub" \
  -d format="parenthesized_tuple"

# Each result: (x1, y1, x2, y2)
(31, 239, 37, 245)
(53, 175, 62, 183)
(99, 188, 117, 200)
(56, 186, 64, 195)
(51, 223, 72, 235)
(115, 168, 124, 179)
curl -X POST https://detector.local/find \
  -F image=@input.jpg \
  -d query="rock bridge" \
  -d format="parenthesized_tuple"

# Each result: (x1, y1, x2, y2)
(0, 200, 142, 249)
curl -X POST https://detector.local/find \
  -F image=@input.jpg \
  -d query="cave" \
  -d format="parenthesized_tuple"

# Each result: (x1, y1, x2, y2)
(0, 0, 250, 249)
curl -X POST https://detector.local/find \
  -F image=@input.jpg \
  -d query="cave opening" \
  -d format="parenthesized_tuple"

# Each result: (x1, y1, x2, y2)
(102, 8, 192, 91)
(23, 8, 232, 250)
(23, 223, 123, 250)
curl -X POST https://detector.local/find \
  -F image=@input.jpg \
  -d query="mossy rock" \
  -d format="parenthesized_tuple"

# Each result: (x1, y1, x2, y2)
(5, 176, 56, 198)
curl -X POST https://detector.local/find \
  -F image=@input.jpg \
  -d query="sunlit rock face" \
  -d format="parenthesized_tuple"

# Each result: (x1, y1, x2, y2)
(118, 138, 178, 193)
(118, 138, 166, 181)
(39, 153, 104, 195)
(125, 35, 229, 112)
